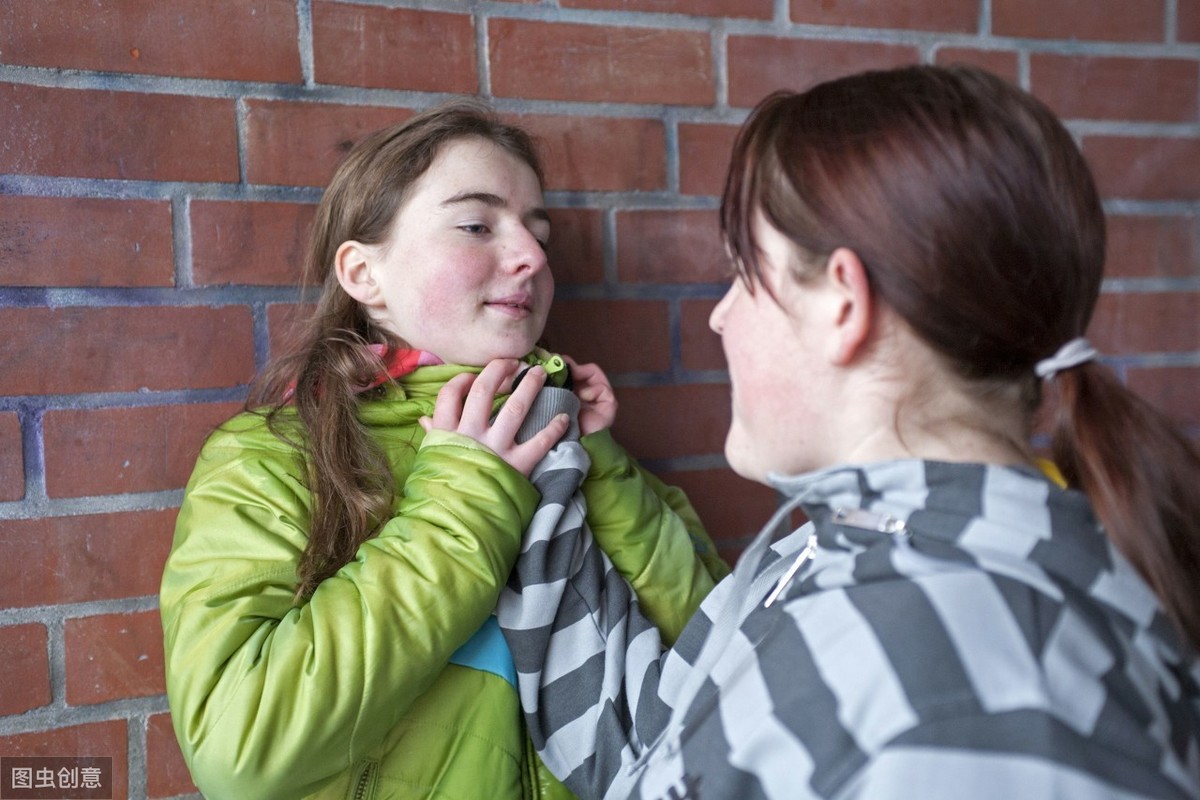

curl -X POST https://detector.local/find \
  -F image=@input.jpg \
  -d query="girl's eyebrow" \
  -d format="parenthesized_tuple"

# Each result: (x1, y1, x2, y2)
(441, 191, 550, 223)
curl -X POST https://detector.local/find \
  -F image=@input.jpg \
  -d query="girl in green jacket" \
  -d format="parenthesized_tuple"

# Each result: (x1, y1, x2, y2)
(160, 100, 727, 800)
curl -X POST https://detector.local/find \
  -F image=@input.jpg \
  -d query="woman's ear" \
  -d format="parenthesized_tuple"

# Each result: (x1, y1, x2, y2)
(824, 247, 873, 366)
(334, 241, 384, 307)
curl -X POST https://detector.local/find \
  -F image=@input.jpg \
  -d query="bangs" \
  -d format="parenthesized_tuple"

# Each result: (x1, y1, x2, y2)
(720, 95, 788, 290)
(721, 91, 818, 297)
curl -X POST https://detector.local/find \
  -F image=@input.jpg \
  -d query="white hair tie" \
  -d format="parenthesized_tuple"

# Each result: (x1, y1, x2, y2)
(1035, 337, 1097, 380)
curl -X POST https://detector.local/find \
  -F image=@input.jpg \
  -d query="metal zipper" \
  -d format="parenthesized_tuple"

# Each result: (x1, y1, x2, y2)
(831, 507, 909, 536)
(763, 532, 817, 607)
(761, 507, 911, 608)
(352, 761, 376, 800)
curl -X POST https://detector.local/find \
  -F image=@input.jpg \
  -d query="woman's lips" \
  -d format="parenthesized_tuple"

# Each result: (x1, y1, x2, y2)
(485, 293, 534, 317)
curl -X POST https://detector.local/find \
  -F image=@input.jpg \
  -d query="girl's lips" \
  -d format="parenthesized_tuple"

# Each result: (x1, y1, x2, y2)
(485, 293, 534, 316)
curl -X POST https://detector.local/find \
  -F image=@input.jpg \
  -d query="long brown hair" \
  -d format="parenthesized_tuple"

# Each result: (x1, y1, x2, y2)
(721, 65, 1200, 651)
(248, 100, 544, 599)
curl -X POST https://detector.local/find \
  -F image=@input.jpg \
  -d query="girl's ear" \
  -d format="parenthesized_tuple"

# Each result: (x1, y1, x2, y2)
(334, 241, 384, 307)
(824, 247, 873, 366)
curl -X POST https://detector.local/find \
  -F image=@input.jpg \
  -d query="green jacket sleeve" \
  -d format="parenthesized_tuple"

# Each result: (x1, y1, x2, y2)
(160, 427, 539, 800)
(579, 429, 730, 645)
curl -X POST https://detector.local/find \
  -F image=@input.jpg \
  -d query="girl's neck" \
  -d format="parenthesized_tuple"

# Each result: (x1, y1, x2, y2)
(832, 330, 1035, 470)
(839, 421, 1035, 470)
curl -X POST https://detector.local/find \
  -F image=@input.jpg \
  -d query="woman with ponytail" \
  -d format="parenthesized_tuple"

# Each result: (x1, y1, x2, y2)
(159, 100, 726, 800)
(476, 65, 1200, 799)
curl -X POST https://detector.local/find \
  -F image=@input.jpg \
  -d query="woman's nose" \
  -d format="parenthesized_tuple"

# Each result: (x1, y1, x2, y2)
(709, 283, 735, 334)
(504, 227, 549, 274)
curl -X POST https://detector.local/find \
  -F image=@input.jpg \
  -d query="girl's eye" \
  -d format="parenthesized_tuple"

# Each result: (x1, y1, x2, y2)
(459, 223, 489, 235)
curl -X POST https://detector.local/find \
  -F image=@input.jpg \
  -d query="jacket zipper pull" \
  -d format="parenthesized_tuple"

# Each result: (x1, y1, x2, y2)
(763, 532, 817, 607)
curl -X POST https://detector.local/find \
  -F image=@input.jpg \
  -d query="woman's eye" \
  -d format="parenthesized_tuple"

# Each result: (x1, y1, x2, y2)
(459, 223, 489, 235)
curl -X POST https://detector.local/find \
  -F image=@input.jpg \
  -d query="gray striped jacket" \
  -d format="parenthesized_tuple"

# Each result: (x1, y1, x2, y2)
(498, 454, 1200, 799)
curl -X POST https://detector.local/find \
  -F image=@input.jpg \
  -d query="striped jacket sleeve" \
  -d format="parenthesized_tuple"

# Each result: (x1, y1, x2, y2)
(497, 426, 729, 800)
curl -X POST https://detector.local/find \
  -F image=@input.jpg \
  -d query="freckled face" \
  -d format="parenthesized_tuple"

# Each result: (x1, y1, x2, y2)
(364, 136, 552, 366)
(709, 212, 836, 483)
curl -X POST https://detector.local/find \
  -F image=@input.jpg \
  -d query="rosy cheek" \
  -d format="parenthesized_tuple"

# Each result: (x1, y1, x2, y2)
(419, 269, 474, 304)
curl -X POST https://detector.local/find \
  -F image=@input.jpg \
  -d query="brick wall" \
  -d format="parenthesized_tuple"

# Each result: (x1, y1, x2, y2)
(2, 1, 1198, 797)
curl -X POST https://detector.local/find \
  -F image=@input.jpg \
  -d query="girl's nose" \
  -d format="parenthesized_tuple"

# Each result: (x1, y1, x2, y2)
(709, 283, 737, 334)
(505, 227, 549, 275)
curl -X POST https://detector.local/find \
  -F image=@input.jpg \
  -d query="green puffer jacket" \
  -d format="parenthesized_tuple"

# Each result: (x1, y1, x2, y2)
(161, 358, 728, 800)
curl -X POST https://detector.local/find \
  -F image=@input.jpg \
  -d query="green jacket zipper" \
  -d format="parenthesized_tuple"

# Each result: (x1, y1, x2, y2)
(351, 760, 377, 800)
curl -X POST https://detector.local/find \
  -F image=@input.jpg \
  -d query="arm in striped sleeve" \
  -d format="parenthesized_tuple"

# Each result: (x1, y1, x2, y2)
(497, 429, 693, 800)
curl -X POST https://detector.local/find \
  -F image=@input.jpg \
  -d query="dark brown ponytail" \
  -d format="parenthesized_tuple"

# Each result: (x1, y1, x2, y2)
(1050, 363, 1200, 648)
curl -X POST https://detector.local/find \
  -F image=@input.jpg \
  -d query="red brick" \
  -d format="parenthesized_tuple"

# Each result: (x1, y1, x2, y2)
(0, 510, 176, 608)
(1105, 215, 1199, 279)
(679, 123, 740, 197)
(191, 200, 314, 286)
(0, 412, 23, 502)
(562, 0, 772, 16)
(0, 721, 128, 798)
(1031, 55, 1198, 123)
(43, 402, 240, 498)
(146, 713, 198, 798)
(244, 100, 413, 188)
(543, 299, 670, 374)
(0, 196, 173, 288)
(254, 104, 668, 192)
(658, 468, 777, 560)
(681, 299, 724, 371)
(1085, 136, 1200, 201)
(993, 0, 1165, 41)
(1, 306, 254, 395)
(790, 0, 977, 32)
(0, 623, 50, 715)
(1127, 366, 1200, 427)
(514, 113, 667, 192)
(65, 611, 164, 706)
(611, 383, 730, 460)
(728, 37, 920, 108)
(1088, 291, 1200, 355)
(490, 19, 713, 105)
(312, 3, 476, 93)
(933, 48, 1021, 84)
(547, 208, 605, 285)
(0, 83, 238, 182)
(617, 210, 727, 283)
(0, 0, 301, 82)
(1182, 0, 1200, 41)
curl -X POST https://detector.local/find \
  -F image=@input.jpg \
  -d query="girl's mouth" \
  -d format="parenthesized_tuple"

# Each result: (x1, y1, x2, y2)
(485, 293, 534, 316)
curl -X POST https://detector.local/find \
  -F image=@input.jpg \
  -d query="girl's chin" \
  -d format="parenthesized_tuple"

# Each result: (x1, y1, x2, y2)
(452, 350, 537, 368)
(477, 347, 535, 363)
(724, 439, 766, 485)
